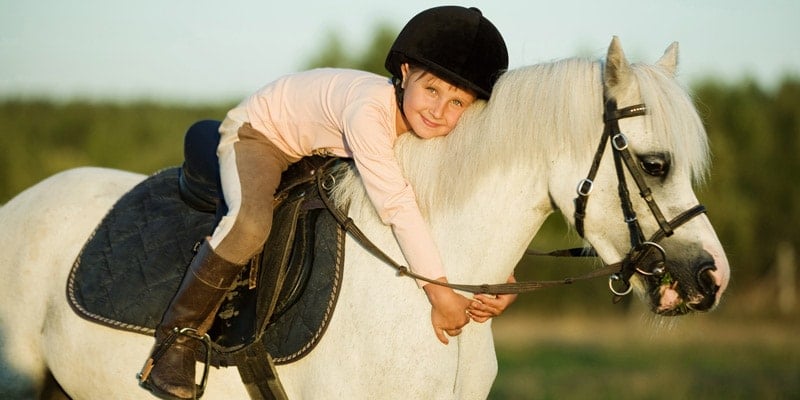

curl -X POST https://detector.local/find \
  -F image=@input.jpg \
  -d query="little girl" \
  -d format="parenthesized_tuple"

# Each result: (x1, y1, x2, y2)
(140, 6, 509, 400)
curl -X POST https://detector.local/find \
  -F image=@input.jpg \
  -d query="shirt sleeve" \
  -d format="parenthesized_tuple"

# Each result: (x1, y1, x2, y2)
(341, 100, 446, 285)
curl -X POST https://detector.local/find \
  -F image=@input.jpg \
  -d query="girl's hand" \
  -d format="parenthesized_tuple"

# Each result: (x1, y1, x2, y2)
(424, 279, 471, 345)
(468, 275, 518, 323)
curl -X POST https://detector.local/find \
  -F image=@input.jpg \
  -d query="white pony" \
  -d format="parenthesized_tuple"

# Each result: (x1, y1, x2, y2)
(0, 37, 729, 399)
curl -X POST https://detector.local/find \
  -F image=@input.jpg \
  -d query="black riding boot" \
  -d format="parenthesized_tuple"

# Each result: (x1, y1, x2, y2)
(138, 240, 243, 400)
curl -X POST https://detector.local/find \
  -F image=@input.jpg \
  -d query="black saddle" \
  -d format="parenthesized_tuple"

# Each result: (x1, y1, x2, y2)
(68, 120, 348, 367)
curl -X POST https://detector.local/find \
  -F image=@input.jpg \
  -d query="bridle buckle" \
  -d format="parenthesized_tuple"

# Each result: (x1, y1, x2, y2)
(611, 133, 628, 151)
(576, 178, 594, 196)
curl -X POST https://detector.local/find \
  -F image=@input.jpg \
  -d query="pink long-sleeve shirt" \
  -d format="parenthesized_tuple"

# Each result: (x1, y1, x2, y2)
(221, 68, 445, 283)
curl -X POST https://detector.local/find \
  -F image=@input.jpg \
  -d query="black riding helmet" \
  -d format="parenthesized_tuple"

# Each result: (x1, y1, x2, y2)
(385, 6, 509, 100)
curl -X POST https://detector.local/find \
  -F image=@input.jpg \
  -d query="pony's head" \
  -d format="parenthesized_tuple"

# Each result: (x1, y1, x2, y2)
(566, 37, 730, 315)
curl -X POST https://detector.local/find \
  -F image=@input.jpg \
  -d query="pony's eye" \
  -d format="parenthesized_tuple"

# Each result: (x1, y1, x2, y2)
(638, 153, 671, 177)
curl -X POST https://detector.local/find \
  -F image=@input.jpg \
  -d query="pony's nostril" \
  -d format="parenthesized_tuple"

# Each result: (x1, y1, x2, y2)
(686, 264, 720, 312)
(697, 264, 719, 296)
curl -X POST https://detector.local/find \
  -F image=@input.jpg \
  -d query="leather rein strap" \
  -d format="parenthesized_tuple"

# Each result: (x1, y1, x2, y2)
(315, 170, 620, 295)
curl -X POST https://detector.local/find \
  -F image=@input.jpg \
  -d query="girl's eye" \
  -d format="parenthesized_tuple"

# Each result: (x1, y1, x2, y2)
(427, 87, 437, 95)
(451, 99, 463, 107)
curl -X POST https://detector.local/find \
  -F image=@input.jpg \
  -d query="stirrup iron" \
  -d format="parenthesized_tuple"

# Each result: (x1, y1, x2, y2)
(137, 327, 213, 397)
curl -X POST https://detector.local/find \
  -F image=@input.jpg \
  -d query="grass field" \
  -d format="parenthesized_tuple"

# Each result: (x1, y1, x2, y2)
(487, 309, 799, 399)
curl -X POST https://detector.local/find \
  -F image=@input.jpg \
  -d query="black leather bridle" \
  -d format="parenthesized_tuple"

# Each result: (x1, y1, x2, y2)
(572, 98, 708, 295)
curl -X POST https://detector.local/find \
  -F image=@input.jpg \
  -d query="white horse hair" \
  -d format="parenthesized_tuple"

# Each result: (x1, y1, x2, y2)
(0, 37, 729, 399)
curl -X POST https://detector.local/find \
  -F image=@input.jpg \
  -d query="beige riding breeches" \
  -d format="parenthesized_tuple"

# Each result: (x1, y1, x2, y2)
(209, 122, 292, 265)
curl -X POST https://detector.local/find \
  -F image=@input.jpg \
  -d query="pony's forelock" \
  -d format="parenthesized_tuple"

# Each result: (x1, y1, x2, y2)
(630, 63, 710, 184)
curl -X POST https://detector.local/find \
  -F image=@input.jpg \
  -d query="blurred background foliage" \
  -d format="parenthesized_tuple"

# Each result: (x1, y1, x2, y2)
(1, 23, 797, 399)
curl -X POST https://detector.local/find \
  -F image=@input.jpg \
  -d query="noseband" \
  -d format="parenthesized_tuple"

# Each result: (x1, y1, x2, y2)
(573, 98, 707, 296)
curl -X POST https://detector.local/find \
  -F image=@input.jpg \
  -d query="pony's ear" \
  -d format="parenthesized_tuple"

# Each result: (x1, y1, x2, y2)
(657, 41, 679, 77)
(604, 36, 631, 91)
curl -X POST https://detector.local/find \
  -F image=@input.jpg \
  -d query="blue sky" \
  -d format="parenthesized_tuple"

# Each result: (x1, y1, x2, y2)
(2, 0, 798, 103)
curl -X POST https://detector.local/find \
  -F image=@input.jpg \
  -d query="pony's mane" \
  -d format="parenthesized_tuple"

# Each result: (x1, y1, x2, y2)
(333, 54, 709, 220)
(393, 57, 604, 216)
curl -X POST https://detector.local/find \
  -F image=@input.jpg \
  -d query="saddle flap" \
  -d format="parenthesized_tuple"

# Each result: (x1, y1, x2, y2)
(209, 187, 307, 350)
(207, 159, 348, 365)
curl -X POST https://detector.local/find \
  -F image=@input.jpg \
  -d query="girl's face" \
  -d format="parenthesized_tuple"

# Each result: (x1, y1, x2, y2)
(397, 64, 477, 139)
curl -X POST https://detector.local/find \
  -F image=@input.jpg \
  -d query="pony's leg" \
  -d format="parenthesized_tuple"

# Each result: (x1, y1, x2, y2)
(0, 360, 46, 400)
(41, 371, 71, 400)
(0, 197, 58, 399)
(0, 168, 146, 400)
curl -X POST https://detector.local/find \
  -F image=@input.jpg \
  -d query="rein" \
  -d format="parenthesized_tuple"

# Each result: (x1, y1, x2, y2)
(315, 97, 707, 296)
(316, 170, 620, 294)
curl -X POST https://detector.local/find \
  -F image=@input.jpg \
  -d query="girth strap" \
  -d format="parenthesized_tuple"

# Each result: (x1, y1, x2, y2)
(234, 342, 288, 400)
